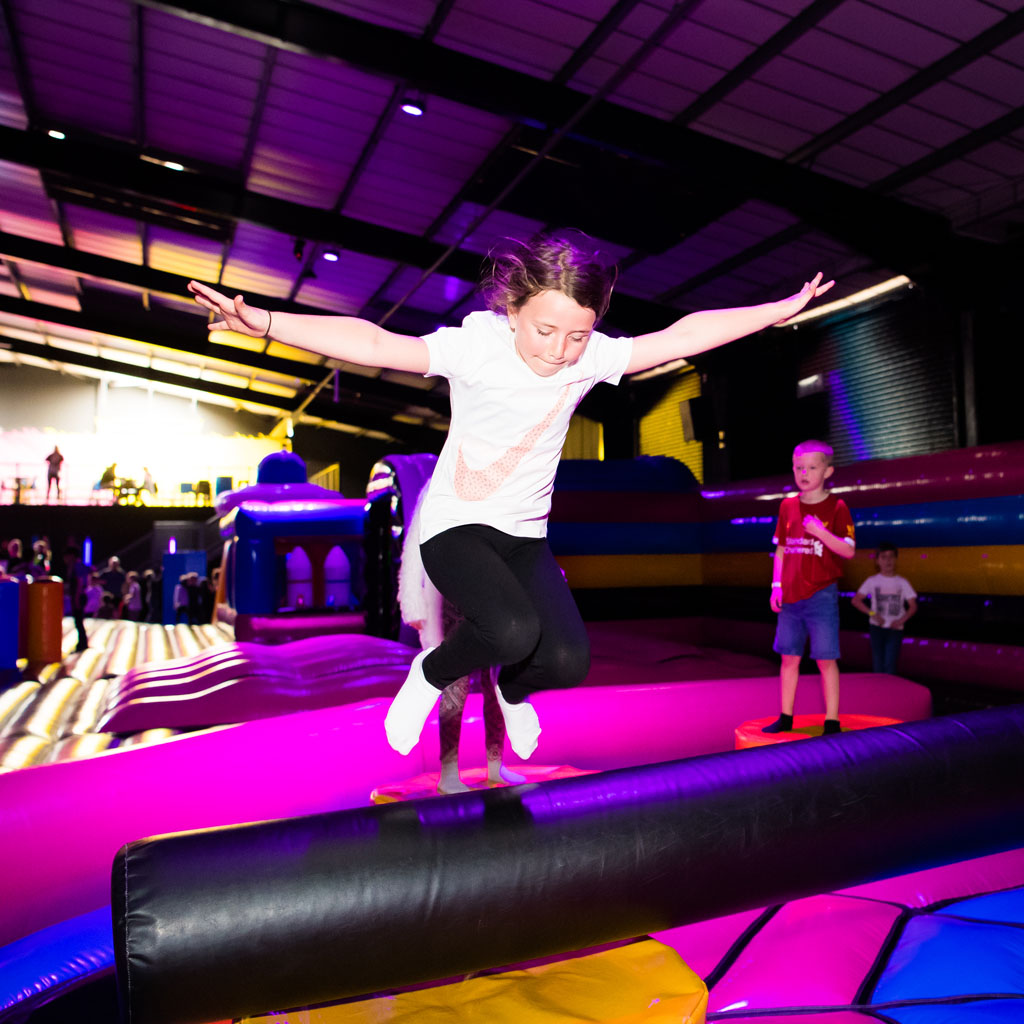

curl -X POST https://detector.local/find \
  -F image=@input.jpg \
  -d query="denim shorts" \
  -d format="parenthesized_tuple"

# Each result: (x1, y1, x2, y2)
(773, 582, 841, 661)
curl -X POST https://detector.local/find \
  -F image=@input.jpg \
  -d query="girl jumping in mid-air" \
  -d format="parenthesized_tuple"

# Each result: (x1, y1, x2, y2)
(189, 228, 833, 760)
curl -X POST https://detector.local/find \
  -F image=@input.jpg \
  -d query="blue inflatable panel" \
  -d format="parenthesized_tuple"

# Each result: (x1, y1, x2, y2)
(872, 915, 1024, 1003)
(940, 886, 1024, 925)
(228, 501, 366, 539)
(553, 456, 698, 493)
(700, 495, 1024, 553)
(547, 521, 703, 555)
(885, 998, 1024, 1023)
(0, 906, 112, 1016)
(851, 495, 1024, 548)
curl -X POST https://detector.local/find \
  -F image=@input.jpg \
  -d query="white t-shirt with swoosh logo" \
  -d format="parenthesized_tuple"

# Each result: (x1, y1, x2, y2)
(419, 310, 632, 543)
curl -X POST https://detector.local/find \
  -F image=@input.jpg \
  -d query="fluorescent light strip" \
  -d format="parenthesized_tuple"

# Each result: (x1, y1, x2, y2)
(779, 275, 912, 327)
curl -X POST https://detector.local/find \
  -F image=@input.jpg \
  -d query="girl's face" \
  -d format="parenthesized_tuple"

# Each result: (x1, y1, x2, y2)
(507, 289, 596, 378)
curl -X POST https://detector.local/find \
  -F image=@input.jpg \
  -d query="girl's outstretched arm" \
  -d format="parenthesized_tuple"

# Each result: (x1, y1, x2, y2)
(625, 273, 834, 375)
(187, 280, 430, 374)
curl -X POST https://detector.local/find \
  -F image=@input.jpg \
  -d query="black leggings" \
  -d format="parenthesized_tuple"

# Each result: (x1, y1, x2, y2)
(420, 525, 590, 704)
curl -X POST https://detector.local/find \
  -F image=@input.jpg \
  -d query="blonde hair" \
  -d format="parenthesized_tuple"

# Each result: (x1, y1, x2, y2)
(793, 439, 834, 465)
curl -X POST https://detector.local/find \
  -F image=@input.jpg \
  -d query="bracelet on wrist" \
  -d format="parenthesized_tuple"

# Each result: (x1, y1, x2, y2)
(771, 581, 782, 589)
(261, 311, 273, 338)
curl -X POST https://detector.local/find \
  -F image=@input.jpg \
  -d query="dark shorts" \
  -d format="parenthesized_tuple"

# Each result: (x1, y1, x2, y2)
(773, 582, 840, 661)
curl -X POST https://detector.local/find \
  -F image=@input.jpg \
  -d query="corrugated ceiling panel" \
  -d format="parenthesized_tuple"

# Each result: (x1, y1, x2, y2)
(690, 0, 790, 43)
(619, 203, 798, 300)
(144, 9, 266, 168)
(693, 101, 814, 157)
(306, 0, 437, 34)
(895, 176, 987, 216)
(810, 143, 902, 187)
(222, 222, 300, 297)
(913, 81, 1012, 130)
(65, 206, 143, 265)
(345, 95, 514, 231)
(754, 56, 879, 116)
(874, 103, 981, 150)
(19, 263, 80, 310)
(0, 23, 28, 129)
(248, 54, 391, 207)
(433, 203, 546, 255)
(147, 226, 223, 283)
(378, 267, 476, 314)
(887, 0, 1007, 39)
(15, 1, 134, 138)
(296, 249, 397, 314)
(0, 266, 20, 299)
(952, 54, 1024, 106)
(817, 2, 960, 64)
(0, 161, 62, 244)
(437, 0, 602, 79)
(784, 29, 915, 92)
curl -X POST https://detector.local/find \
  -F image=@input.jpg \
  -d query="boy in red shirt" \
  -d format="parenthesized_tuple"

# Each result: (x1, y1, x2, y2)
(764, 440, 856, 735)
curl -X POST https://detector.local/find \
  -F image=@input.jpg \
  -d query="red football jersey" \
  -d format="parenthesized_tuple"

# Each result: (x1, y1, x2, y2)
(773, 492, 854, 603)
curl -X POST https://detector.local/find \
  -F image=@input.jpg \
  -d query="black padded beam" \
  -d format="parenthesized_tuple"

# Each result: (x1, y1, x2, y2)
(113, 705, 1024, 1024)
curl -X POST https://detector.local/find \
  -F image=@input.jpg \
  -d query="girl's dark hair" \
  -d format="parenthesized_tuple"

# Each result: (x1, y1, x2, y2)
(480, 228, 618, 320)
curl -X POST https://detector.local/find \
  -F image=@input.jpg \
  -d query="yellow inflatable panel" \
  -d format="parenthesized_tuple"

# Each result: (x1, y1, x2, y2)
(702, 545, 1024, 595)
(241, 938, 707, 1024)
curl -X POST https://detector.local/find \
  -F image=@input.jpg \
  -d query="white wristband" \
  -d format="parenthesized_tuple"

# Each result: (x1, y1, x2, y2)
(771, 582, 782, 588)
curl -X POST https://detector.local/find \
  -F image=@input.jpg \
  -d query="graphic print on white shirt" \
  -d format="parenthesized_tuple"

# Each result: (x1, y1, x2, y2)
(454, 386, 570, 501)
(418, 310, 632, 541)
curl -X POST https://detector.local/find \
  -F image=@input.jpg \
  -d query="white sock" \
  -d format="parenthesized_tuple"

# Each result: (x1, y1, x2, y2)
(385, 648, 441, 755)
(494, 686, 541, 760)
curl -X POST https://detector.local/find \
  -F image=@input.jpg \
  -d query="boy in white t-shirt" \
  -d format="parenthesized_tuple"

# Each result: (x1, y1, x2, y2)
(851, 542, 918, 674)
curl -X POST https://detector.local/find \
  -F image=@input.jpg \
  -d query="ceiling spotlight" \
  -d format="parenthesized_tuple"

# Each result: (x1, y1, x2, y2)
(400, 93, 425, 117)
(47, 129, 66, 140)
(322, 249, 340, 262)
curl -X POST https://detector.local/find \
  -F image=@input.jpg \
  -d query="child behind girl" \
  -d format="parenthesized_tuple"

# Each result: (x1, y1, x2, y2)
(851, 542, 918, 674)
(189, 228, 833, 759)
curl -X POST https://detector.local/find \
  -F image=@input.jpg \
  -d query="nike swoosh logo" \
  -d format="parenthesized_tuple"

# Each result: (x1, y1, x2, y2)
(454, 386, 570, 501)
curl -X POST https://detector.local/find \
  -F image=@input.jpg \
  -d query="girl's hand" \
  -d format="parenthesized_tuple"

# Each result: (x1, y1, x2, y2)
(188, 280, 272, 338)
(774, 272, 835, 324)
(770, 588, 783, 613)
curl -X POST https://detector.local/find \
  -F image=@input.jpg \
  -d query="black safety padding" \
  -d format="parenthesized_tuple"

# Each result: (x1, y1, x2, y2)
(113, 705, 1024, 1024)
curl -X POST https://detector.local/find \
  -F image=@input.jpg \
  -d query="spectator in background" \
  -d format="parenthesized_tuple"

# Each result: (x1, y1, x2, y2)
(101, 556, 126, 600)
(2, 539, 30, 575)
(121, 571, 143, 621)
(141, 467, 158, 499)
(45, 446, 64, 502)
(63, 545, 90, 652)
(31, 539, 52, 575)
(84, 572, 104, 616)
(851, 542, 918, 675)
(197, 576, 216, 624)
(145, 567, 164, 623)
(173, 574, 190, 624)
(95, 591, 119, 619)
